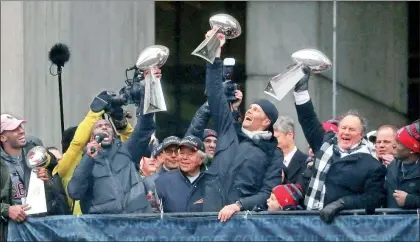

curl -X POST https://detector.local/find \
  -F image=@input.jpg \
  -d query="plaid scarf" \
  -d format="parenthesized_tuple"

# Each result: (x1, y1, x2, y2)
(304, 137, 371, 210)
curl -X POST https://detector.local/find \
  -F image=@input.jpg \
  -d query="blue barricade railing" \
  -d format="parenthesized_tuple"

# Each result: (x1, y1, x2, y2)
(7, 209, 420, 241)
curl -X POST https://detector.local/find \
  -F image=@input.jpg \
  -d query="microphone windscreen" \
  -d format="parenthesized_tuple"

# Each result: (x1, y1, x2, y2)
(48, 43, 70, 67)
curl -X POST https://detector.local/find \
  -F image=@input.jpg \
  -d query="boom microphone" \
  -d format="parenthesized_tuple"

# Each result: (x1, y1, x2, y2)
(48, 43, 71, 136)
(90, 133, 105, 154)
(48, 43, 70, 67)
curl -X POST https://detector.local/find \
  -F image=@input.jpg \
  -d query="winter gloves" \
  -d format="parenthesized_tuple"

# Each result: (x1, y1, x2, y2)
(294, 66, 311, 92)
(90, 91, 114, 113)
(320, 198, 346, 224)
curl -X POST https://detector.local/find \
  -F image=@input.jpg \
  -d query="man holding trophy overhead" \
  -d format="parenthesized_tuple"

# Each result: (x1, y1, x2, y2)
(67, 46, 168, 214)
(200, 26, 282, 222)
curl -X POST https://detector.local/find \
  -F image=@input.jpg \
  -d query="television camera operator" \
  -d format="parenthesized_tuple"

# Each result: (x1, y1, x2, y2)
(68, 67, 161, 214)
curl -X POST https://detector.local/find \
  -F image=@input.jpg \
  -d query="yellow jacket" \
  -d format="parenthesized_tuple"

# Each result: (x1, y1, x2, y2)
(52, 110, 133, 215)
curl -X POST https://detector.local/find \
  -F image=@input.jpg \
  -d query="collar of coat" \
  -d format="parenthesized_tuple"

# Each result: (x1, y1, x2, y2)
(239, 127, 278, 157)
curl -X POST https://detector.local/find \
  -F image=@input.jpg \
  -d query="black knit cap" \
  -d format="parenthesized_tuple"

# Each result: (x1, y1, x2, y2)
(202, 129, 217, 140)
(253, 99, 278, 132)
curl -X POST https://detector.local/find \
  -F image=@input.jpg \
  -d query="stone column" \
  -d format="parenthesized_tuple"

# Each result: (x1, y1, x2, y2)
(1, 1, 155, 147)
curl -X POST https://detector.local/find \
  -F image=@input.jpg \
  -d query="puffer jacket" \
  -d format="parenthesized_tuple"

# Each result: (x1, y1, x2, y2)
(202, 59, 282, 212)
(68, 112, 154, 214)
(52, 110, 133, 215)
(186, 103, 212, 138)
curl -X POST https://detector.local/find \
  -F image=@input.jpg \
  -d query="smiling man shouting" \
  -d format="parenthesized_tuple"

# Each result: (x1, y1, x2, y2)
(293, 70, 386, 224)
(201, 28, 282, 222)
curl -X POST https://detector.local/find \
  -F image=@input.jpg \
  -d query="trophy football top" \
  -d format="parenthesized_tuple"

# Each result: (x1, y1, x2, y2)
(209, 14, 242, 39)
(291, 49, 332, 73)
(135, 45, 170, 70)
(26, 146, 48, 168)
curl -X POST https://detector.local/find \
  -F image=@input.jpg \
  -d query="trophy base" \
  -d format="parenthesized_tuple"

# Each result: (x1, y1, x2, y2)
(25, 171, 48, 215)
(264, 63, 305, 102)
(143, 74, 167, 115)
(191, 30, 221, 64)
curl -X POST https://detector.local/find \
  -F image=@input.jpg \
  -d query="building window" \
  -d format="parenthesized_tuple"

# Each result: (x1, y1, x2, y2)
(155, 1, 247, 139)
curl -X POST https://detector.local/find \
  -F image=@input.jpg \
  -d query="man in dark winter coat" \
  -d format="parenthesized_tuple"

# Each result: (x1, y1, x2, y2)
(202, 28, 282, 222)
(293, 70, 386, 224)
(68, 72, 158, 214)
(155, 136, 207, 213)
(385, 121, 420, 209)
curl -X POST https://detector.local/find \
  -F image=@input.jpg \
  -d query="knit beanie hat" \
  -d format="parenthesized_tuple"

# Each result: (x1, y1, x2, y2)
(272, 184, 303, 210)
(253, 99, 278, 132)
(396, 121, 420, 153)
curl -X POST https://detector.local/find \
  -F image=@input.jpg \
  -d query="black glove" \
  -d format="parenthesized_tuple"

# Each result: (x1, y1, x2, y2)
(294, 66, 311, 92)
(90, 91, 113, 113)
(320, 198, 346, 224)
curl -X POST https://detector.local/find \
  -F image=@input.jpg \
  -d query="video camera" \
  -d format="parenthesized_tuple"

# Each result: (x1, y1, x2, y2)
(110, 68, 146, 107)
(222, 58, 240, 102)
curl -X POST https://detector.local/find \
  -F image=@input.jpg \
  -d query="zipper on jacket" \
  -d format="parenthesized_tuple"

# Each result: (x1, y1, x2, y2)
(104, 158, 124, 212)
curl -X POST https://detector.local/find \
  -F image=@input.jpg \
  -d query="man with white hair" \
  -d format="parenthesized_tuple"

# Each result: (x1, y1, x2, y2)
(273, 116, 308, 184)
(293, 69, 386, 223)
(155, 136, 207, 212)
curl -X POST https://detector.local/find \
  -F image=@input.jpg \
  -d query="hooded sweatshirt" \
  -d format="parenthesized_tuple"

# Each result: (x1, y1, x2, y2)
(0, 146, 31, 205)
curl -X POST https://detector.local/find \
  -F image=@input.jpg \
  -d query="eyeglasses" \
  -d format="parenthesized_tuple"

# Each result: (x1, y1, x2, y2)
(163, 148, 178, 155)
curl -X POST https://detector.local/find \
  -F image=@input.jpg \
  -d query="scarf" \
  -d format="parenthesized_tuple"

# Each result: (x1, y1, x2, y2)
(241, 128, 272, 141)
(305, 137, 371, 210)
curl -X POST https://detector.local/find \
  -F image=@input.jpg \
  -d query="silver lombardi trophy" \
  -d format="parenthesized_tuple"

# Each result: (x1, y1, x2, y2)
(135, 45, 170, 114)
(24, 146, 50, 215)
(264, 49, 332, 101)
(191, 14, 241, 64)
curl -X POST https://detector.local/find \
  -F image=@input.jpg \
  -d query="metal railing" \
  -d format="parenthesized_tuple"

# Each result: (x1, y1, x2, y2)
(75, 208, 419, 219)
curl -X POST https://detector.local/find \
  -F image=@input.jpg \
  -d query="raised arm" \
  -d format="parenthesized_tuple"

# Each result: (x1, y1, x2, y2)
(123, 111, 156, 165)
(206, 59, 236, 136)
(293, 73, 326, 153)
(185, 102, 212, 138)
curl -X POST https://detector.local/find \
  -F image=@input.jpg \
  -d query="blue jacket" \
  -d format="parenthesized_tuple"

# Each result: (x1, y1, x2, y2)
(202, 58, 282, 212)
(385, 159, 420, 209)
(68, 112, 155, 214)
(155, 169, 206, 213)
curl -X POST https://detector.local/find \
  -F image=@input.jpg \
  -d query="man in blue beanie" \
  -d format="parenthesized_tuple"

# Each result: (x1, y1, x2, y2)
(201, 28, 283, 222)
